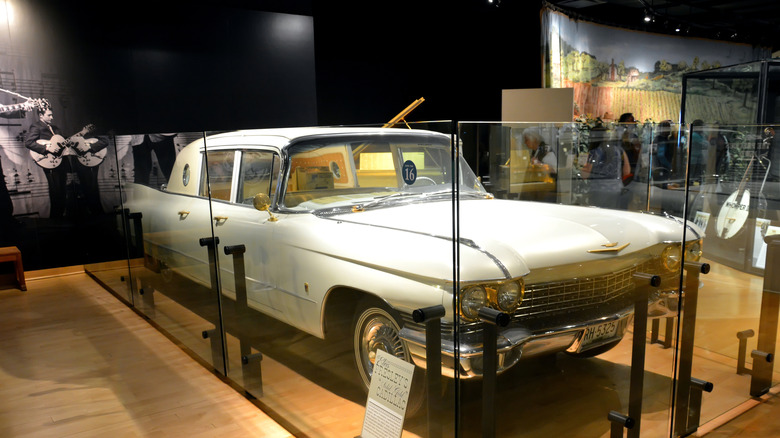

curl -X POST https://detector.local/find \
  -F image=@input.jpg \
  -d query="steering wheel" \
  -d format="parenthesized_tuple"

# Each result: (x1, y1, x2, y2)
(412, 176, 437, 186)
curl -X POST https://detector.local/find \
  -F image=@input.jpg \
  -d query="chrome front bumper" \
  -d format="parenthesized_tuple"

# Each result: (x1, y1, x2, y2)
(400, 294, 678, 379)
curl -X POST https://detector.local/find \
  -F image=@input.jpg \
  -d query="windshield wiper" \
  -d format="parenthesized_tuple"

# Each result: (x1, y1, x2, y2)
(351, 189, 488, 212)
(352, 191, 421, 211)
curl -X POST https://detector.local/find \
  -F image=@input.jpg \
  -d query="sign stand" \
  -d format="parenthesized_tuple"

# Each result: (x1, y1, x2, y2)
(360, 349, 416, 438)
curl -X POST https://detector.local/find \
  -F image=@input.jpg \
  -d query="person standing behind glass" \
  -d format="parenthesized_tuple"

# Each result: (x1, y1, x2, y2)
(653, 120, 674, 180)
(581, 126, 631, 209)
(689, 120, 709, 184)
(709, 123, 730, 178)
(618, 113, 641, 173)
(522, 127, 557, 202)
(523, 127, 556, 175)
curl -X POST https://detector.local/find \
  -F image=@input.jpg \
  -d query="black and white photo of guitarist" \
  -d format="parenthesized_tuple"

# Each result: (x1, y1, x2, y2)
(24, 107, 67, 218)
(24, 107, 107, 218)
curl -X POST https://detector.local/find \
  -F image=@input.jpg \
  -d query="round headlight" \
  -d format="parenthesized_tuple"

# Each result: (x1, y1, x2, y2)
(662, 244, 682, 271)
(461, 286, 488, 321)
(685, 240, 703, 261)
(497, 280, 524, 312)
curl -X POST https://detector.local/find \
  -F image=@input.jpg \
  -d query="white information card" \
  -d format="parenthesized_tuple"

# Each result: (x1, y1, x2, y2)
(360, 349, 415, 438)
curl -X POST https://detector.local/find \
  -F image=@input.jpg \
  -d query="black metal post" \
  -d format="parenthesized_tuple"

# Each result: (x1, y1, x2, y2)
(477, 307, 509, 438)
(750, 235, 780, 397)
(607, 410, 635, 438)
(139, 283, 155, 314)
(224, 244, 249, 350)
(129, 212, 143, 257)
(201, 328, 224, 372)
(627, 272, 660, 438)
(687, 377, 714, 433)
(663, 316, 675, 348)
(674, 261, 710, 437)
(412, 305, 446, 438)
(736, 329, 755, 375)
(651, 317, 675, 348)
(224, 244, 263, 396)
(241, 352, 264, 397)
(199, 236, 227, 374)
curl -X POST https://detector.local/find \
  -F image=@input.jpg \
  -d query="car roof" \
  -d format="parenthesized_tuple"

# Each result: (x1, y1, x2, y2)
(202, 127, 451, 149)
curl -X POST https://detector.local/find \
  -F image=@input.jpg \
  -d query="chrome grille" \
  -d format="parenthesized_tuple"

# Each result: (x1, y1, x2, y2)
(517, 260, 658, 319)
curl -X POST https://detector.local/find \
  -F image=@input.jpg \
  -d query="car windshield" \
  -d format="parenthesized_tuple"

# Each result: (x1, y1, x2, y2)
(281, 133, 487, 211)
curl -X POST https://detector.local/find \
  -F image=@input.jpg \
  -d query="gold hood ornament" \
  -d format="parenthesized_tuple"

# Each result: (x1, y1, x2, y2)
(587, 242, 630, 253)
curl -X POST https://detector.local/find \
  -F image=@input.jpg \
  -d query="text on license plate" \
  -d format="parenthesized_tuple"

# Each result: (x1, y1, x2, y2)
(582, 320, 619, 347)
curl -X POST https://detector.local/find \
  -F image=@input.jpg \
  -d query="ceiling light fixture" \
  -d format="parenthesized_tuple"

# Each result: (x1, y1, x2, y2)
(644, 10, 652, 22)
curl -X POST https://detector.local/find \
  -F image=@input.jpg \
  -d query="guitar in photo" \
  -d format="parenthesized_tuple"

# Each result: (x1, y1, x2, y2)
(0, 97, 49, 116)
(29, 123, 101, 169)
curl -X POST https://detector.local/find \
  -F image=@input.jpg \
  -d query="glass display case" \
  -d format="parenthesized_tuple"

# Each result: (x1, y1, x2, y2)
(681, 59, 780, 274)
(21, 119, 771, 437)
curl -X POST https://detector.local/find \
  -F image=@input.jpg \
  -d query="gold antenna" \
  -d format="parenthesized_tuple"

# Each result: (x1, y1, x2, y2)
(383, 97, 425, 129)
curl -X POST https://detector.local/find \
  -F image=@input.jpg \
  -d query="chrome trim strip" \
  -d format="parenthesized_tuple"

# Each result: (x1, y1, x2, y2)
(318, 218, 513, 279)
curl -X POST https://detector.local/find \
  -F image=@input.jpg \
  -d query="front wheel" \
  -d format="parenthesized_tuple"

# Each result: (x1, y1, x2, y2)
(352, 299, 425, 416)
(353, 300, 409, 389)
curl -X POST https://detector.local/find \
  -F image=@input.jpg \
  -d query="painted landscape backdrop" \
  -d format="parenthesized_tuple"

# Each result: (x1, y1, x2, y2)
(542, 8, 769, 123)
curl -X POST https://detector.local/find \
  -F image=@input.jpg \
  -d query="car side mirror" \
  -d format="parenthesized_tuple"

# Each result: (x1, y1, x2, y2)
(253, 193, 278, 222)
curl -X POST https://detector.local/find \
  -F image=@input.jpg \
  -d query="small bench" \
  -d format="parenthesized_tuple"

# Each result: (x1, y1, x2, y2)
(0, 246, 26, 291)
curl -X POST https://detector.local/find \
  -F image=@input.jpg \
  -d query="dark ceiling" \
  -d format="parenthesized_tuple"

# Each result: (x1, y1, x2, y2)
(544, 0, 780, 50)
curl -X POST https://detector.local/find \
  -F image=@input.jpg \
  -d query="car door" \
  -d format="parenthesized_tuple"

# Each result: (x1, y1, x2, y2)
(207, 148, 281, 315)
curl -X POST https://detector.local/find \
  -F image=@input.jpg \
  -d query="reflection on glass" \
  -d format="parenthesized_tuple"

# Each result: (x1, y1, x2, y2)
(121, 131, 228, 375)
(458, 121, 705, 436)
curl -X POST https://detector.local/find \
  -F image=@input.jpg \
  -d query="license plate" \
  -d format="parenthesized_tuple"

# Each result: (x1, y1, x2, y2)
(582, 320, 619, 347)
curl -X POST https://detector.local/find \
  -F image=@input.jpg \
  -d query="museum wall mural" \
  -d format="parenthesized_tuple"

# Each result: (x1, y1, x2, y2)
(0, 1, 316, 270)
(541, 8, 771, 123)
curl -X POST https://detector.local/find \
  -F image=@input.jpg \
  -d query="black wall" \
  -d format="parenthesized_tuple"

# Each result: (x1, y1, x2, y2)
(45, 0, 317, 134)
(38, 0, 542, 133)
(313, 1, 542, 125)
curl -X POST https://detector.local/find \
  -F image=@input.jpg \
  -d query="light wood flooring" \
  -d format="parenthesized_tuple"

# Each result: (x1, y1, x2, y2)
(0, 271, 293, 438)
(1, 266, 780, 437)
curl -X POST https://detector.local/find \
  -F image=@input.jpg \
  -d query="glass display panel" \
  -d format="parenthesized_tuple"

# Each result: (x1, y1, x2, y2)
(76, 121, 780, 437)
(460, 121, 691, 436)
(83, 135, 135, 303)
(682, 64, 761, 125)
(120, 131, 228, 374)
(681, 122, 780, 431)
(201, 123, 459, 436)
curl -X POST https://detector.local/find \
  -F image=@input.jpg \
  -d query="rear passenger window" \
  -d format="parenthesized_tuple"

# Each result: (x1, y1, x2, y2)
(200, 150, 235, 201)
(237, 151, 279, 204)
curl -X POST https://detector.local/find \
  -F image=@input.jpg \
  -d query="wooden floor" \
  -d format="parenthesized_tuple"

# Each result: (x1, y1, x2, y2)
(1, 269, 779, 437)
(0, 272, 292, 438)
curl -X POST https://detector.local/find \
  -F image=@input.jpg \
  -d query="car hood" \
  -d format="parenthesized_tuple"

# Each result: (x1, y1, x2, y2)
(327, 198, 695, 276)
